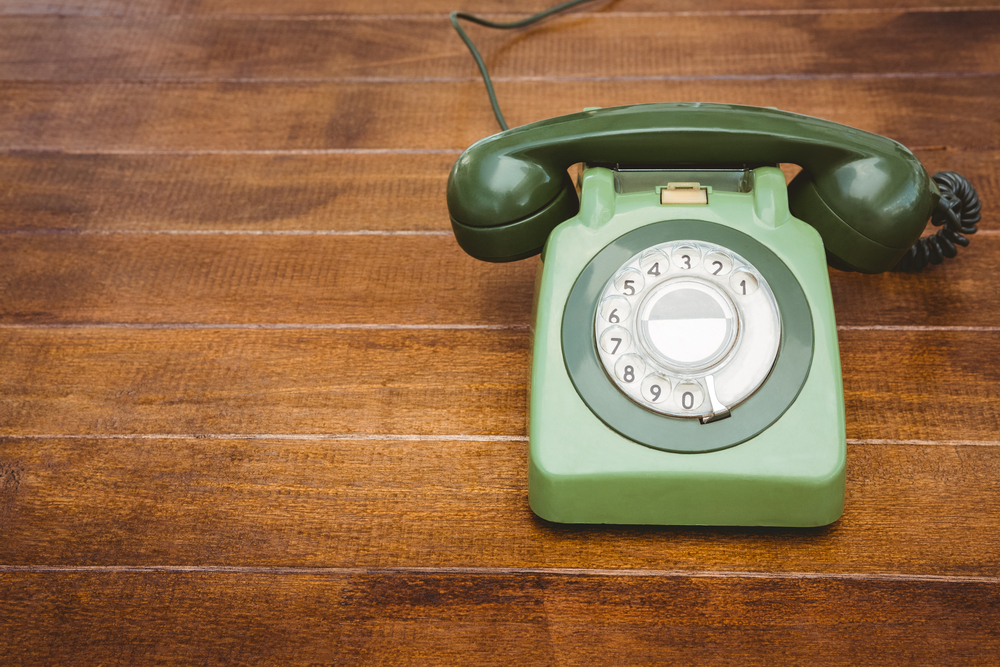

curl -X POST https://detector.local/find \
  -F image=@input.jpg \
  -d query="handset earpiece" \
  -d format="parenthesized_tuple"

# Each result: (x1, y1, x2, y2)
(447, 138, 579, 263)
(447, 103, 937, 272)
(787, 154, 938, 273)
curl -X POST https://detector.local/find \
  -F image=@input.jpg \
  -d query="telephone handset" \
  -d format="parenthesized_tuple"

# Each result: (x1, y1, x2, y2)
(447, 101, 980, 527)
(447, 103, 936, 272)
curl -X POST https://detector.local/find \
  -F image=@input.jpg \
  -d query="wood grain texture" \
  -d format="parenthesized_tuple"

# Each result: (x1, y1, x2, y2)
(0, 0, 991, 15)
(0, 235, 535, 326)
(0, 152, 457, 232)
(1, 569, 998, 666)
(1, 439, 999, 575)
(1, 77, 997, 152)
(1, 329, 998, 441)
(0, 328, 529, 437)
(0, 148, 994, 233)
(2, 12, 998, 81)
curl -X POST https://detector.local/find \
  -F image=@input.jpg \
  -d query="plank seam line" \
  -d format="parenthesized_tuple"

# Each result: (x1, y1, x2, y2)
(0, 565, 997, 584)
(0, 145, 993, 156)
(494, 72, 1000, 82)
(3, 72, 997, 85)
(2, 435, 996, 447)
(0, 434, 531, 442)
(0, 148, 463, 156)
(0, 324, 995, 332)
(0, 323, 531, 331)
(1, 7, 997, 19)
(0, 229, 994, 237)
(0, 230, 454, 236)
(838, 325, 1000, 332)
(847, 438, 1000, 447)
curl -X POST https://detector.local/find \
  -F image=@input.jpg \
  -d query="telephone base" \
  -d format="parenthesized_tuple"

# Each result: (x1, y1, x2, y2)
(527, 166, 846, 527)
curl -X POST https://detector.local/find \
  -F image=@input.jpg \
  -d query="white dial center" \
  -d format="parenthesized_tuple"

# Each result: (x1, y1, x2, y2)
(639, 280, 737, 371)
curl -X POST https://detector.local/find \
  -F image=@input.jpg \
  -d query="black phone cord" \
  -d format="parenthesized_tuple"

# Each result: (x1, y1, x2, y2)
(450, 0, 600, 131)
(893, 171, 982, 272)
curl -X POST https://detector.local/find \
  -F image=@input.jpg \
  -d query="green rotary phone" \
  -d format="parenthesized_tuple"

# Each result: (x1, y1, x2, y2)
(446, 6, 981, 527)
(448, 103, 979, 527)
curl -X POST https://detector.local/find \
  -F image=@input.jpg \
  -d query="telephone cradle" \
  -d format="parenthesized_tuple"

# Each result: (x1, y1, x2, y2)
(447, 103, 978, 527)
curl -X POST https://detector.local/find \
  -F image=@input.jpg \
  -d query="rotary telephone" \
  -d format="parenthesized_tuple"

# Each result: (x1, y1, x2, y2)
(446, 7, 981, 527)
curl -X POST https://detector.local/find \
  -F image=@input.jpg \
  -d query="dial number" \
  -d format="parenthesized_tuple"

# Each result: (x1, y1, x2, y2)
(673, 382, 705, 411)
(600, 296, 630, 324)
(704, 252, 733, 277)
(640, 251, 667, 277)
(641, 374, 670, 403)
(614, 269, 644, 297)
(599, 327, 630, 355)
(731, 271, 759, 296)
(615, 355, 645, 385)
(672, 246, 700, 270)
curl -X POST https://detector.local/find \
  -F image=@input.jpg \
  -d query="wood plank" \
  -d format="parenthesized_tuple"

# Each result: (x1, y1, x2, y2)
(0, 439, 998, 576)
(1, 569, 997, 666)
(841, 329, 1000, 442)
(0, 328, 530, 437)
(0, 152, 457, 232)
(3, 12, 998, 81)
(0, 329, 998, 440)
(2, 230, 998, 327)
(0, 0, 988, 16)
(0, 148, 993, 233)
(0, 233, 520, 325)
(0, 235, 537, 326)
(0, 78, 996, 152)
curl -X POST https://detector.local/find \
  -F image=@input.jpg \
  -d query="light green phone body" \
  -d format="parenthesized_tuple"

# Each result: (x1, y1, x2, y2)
(528, 166, 845, 526)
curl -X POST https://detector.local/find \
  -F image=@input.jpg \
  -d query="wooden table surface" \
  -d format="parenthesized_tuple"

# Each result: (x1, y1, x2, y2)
(1, 0, 998, 664)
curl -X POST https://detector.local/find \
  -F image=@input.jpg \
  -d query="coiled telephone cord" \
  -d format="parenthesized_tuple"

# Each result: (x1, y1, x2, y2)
(893, 171, 982, 272)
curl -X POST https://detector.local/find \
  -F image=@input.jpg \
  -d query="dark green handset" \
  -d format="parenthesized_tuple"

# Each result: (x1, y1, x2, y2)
(446, 8, 981, 527)
(448, 103, 936, 271)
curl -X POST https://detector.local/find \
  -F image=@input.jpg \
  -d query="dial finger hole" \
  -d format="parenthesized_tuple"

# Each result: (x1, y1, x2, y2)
(671, 246, 700, 270)
(614, 269, 644, 297)
(730, 270, 759, 296)
(704, 252, 733, 277)
(599, 326, 630, 356)
(673, 382, 705, 411)
(641, 374, 670, 403)
(614, 354, 645, 385)
(640, 251, 667, 279)
(599, 295, 630, 325)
